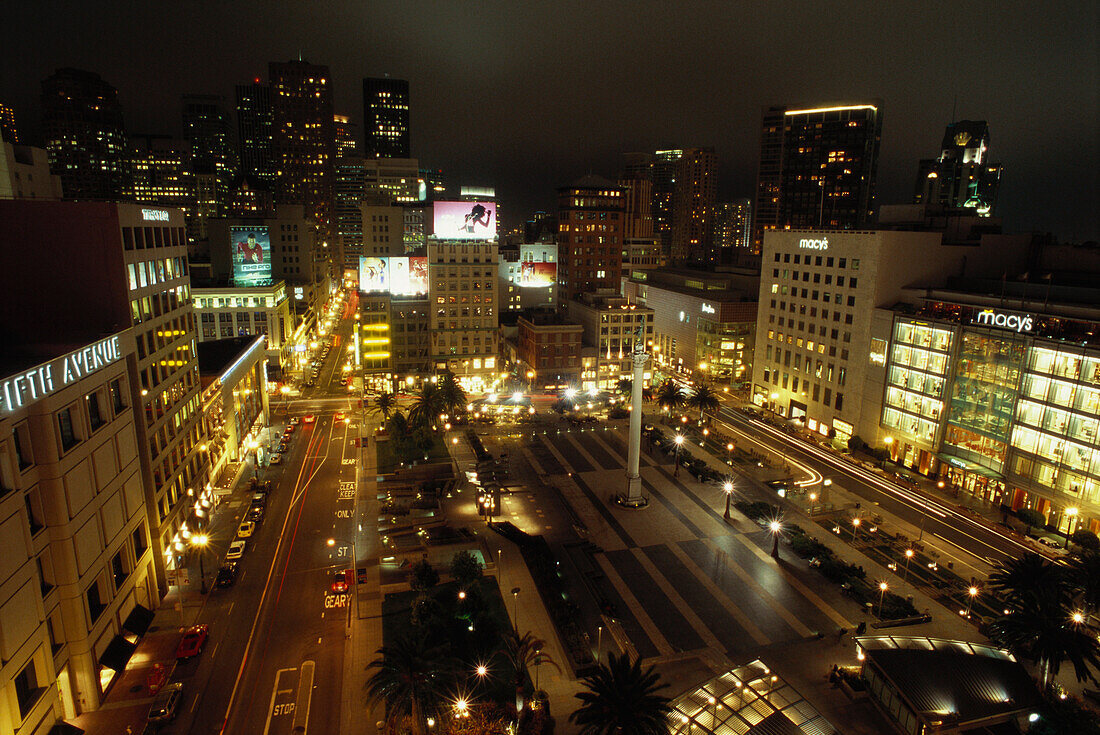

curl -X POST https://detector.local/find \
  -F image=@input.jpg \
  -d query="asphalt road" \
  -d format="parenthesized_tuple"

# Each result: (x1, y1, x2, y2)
(712, 406, 1033, 568)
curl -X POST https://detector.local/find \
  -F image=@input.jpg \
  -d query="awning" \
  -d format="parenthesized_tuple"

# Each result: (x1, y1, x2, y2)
(98, 635, 136, 672)
(122, 604, 155, 637)
(936, 453, 1005, 481)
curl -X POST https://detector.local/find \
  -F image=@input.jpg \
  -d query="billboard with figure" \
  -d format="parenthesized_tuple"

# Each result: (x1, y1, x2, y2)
(231, 226, 272, 285)
(517, 261, 556, 287)
(433, 201, 496, 241)
(359, 257, 389, 292)
(389, 256, 429, 295)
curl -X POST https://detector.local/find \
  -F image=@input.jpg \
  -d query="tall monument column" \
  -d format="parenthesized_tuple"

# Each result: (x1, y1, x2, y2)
(620, 342, 650, 508)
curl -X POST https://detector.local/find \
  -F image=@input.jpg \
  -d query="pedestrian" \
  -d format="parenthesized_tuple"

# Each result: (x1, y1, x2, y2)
(856, 621, 866, 635)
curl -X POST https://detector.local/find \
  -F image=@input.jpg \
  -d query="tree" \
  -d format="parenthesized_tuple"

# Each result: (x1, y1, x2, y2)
(988, 554, 1100, 686)
(371, 392, 398, 422)
(439, 371, 468, 418)
(409, 558, 440, 593)
(386, 411, 409, 437)
(366, 635, 456, 735)
(1071, 529, 1100, 553)
(569, 652, 671, 735)
(616, 378, 632, 399)
(686, 382, 720, 422)
(409, 383, 444, 429)
(1071, 552, 1100, 613)
(655, 379, 686, 415)
(1017, 507, 1046, 535)
(501, 631, 559, 713)
(450, 550, 483, 587)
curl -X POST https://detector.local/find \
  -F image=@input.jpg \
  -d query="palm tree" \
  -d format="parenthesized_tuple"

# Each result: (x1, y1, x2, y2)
(408, 383, 444, 429)
(386, 411, 409, 436)
(371, 392, 398, 422)
(988, 553, 1100, 686)
(569, 652, 671, 735)
(500, 630, 559, 713)
(618, 378, 655, 405)
(687, 383, 720, 423)
(439, 371, 468, 417)
(1071, 552, 1100, 613)
(655, 379, 686, 415)
(366, 635, 456, 735)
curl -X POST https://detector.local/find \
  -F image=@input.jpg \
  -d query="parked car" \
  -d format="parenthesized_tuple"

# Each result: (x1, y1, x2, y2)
(248, 506, 265, 523)
(176, 624, 209, 659)
(288, 417, 300, 426)
(250, 492, 267, 508)
(269, 453, 282, 465)
(303, 414, 316, 424)
(237, 521, 255, 538)
(148, 682, 184, 723)
(214, 562, 238, 588)
(1037, 537, 1062, 549)
(277, 442, 289, 453)
(227, 540, 246, 560)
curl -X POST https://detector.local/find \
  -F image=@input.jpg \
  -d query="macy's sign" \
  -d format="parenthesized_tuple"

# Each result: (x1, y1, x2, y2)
(973, 309, 1034, 333)
(798, 237, 829, 250)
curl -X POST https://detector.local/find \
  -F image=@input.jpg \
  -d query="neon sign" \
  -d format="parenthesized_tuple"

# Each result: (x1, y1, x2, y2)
(972, 309, 1033, 333)
(141, 208, 170, 222)
(798, 237, 829, 250)
(1, 335, 123, 414)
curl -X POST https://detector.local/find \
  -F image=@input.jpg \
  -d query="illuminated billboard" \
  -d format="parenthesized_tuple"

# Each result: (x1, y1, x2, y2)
(359, 257, 389, 293)
(517, 261, 556, 287)
(231, 226, 272, 286)
(389, 256, 429, 295)
(358, 256, 429, 295)
(433, 201, 496, 241)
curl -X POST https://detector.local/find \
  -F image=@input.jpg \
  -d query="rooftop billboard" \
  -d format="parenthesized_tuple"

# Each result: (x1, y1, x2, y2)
(231, 226, 272, 286)
(433, 201, 496, 241)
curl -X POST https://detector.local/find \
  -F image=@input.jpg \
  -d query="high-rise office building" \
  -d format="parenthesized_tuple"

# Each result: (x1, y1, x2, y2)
(753, 103, 882, 253)
(619, 176, 654, 239)
(715, 199, 753, 253)
(556, 176, 624, 305)
(41, 68, 130, 201)
(126, 135, 195, 221)
(269, 60, 336, 235)
(427, 238, 498, 389)
(0, 141, 63, 199)
(0, 101, 17, 143)
(670, 147, 717, 263)
(235, 80, 276, 186)
(651, 150, 680, 257)
(0, 201, 211, 597)
(362, 77, 410, 159)
(182, 95, 238, 239)
(334, 114, 359, 157)
(914, 120, 1002, 216)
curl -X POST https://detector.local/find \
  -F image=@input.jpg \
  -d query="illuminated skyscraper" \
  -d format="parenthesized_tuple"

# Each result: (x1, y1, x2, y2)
(362, 77, 410, 158)
(126, 135, 195, 214)
(753, 103, 882, 253)
(269, 60, 336, 233)
(0, 101, 17, 143)
(556, 175, 624, 305)
(715, 199, 752, 252)
(334, 114, 359, 157)
(914, 120, 1001, 216)
(670, 147, 716, 263)
(183, 94, 237, 240)
(41, 68, 130, 200)
(235, 79, 276, 186)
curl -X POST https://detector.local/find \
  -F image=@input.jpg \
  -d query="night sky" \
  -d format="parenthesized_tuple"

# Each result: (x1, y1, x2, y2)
(4, 1, 1096, 240)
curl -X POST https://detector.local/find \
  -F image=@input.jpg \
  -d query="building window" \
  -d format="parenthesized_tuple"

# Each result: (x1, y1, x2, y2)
(111, 550, 129, 589)
(14, 660, 44, 720)
(86, 577, 107, 623)
(12, 425, 32, 469)
(87, 392, 105, 430)
(57, 407, 80, 452)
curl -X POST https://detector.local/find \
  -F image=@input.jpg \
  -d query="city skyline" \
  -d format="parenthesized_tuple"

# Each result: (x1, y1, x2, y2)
(1, 1, 1095, 241)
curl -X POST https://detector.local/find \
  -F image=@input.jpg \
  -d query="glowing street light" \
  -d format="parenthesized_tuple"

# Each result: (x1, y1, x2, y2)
(673, 434, 685, 477)
(877, 581, 888, 618)
(723, 481, 734, 519)
(726, 442, 734, 465)
(191, 533, 209, 594)
(769, 520, 782, 558)
(965, 586, 979, 617)
(808, 492, 817, 515)
(903, 548, 915, 580)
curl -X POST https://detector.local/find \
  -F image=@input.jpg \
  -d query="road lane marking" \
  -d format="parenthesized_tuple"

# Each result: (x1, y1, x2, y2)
(593, 554, 674, 657)
(293, 660, 315, 733)
(263, 668, 297, 735)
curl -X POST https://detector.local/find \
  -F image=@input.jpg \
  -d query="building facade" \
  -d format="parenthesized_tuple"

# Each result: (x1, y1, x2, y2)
(499, 241, 557, 312)
(556, 177, 624, 305)
(235, 81, 276, 187)
(191, 281, 293, 367)
(516, 312, 584, 390)
(427, 240, 499, 389)
(714, 199, 752, 253)
(126, 136, 194, 216)
(753, 103, 882, 253)
(566, 295, 654, 391)
(0, 331, 158, 729)
(362, 77, 410, 159)
(41, 69, 130, 202)
(914, 120, 1002, 216)
(0, 142, 63, 200)
(670, 147, 717, 264)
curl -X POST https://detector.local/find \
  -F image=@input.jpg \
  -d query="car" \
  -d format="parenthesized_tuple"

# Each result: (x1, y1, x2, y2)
(289, 417, 300, 426)
(227, 540, 246, 560)
(176, 624, 209, 659)
(269, 453, 282, 465)
(237, 521, 255, 538)
(303, 415, 316, 424)
(214, 562, 238, 588)
(278, 442, 289, 453)
(248, 506, 265, 523)
(148, 682, 184, 723)
(250, 493, 267, 509)
(332, 570, 349, 593)
(303, 380, 314, 387)
(1037, 537, 1062, 549)
(335, 411, 346, 421)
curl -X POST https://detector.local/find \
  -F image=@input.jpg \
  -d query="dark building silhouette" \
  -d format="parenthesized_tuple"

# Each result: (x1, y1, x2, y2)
(235, 79, 276, 186)
(362, 77, 410, 158)
(914, 120, 1002, 216)
(41, 68, 130, 200)
(0, 101, 17, 143)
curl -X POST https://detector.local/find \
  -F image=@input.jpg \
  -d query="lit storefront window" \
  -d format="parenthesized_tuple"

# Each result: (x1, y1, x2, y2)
(881, 321, 953, 443)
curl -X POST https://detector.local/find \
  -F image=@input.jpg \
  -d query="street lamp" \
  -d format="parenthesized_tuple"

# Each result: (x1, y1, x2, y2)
(510, 587, 521, 633)
(596, 624, 603, 664)
(723, 481, 734, 519)
(965, 586, 979, 618)
(808, 492, 817, 515)
(192, 533, 209, 594)
(1065, 507, 1079, 548)
(851, 516, 861, 540)
(770, 392, 779, 414)
(877, 581, 888, 618)
(726, 442, 734, 465)
(674, 434, 685, 477)
(903, 548, 915, 581)
(769, 520, 782, 558)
